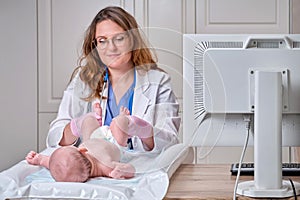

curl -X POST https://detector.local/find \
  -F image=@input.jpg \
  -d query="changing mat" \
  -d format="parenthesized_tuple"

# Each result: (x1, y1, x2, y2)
(0, 143, 188, 200)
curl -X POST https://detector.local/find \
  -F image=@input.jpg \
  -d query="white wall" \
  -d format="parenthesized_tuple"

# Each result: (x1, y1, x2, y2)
(292, 0, 300, 33)
(0, 0, 37, 171)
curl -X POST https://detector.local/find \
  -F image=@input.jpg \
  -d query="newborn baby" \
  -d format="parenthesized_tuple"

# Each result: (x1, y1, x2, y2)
(26, 105, 153, 182)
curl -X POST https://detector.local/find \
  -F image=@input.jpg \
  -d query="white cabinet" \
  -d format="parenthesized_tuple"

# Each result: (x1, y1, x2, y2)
(38, 0, 123, 113)
(196, 0, 289, 33)
(0, 0, 37, 171)
(38, 113, 56, 151)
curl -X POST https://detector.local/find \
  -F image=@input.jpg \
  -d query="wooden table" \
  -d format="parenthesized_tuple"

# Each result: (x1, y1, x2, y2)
(164, 164, 300, 200)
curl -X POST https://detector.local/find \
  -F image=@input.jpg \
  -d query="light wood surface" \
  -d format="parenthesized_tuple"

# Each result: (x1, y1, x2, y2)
(164, 164, 300, 200)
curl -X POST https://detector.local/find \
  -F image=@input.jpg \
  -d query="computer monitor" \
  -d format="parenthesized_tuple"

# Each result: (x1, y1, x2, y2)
(183, 34, 300, 197)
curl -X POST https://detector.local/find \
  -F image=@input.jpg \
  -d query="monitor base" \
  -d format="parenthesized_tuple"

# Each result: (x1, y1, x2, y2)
(237, 180, 300, 198)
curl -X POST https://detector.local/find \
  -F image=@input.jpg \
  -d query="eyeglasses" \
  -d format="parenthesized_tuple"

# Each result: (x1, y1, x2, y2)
(94, 32, 129, 50)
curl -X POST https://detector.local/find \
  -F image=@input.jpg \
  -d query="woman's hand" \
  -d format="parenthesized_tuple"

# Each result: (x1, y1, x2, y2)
(60, 103, 102, 146)
(70, 103, 102, 137)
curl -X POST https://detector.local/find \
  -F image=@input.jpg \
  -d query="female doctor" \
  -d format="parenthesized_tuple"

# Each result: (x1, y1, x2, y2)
(46, 6, 180, 153)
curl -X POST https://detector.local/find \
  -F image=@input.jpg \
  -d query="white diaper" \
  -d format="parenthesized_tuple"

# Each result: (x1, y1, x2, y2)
(90, 126, 113, 142)
(90, 126, 133, 163)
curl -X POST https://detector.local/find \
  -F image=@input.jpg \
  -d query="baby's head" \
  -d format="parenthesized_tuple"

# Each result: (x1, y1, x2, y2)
(49, 146, 91, 182)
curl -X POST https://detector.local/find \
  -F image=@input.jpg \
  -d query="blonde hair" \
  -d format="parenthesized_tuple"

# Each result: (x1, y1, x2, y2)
(76, 6, 159, 101)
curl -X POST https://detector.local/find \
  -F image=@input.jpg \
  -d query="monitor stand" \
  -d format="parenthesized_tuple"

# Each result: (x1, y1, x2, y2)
(237, 70, 300, 197)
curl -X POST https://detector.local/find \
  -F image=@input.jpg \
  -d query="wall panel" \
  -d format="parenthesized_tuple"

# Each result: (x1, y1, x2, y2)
(38, 0, 123, 112)
(196, 0, 289, 33)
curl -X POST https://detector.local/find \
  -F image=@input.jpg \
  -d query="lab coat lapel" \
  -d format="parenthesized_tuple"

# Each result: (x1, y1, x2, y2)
(132, 69, 151, 117)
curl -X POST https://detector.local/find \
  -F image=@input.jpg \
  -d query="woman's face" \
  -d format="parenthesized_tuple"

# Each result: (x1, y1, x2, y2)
(95, 19, 132, 69)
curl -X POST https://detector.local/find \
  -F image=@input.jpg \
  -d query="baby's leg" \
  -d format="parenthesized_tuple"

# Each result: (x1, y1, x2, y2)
(93, 103, 102, 119)
(81, 116, 101, 142)
(109, 161, 135, 179)
(81, 103, 103, 141)
(26, 151, 50, 169)
(70, 103, 102, 139)
(110, 115, 129, 147)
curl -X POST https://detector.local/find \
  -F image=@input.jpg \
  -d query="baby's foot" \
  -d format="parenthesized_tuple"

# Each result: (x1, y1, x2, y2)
(93, 103, 103, 126)
(119, 106, 130, 115)
(93, 103, 102, 117)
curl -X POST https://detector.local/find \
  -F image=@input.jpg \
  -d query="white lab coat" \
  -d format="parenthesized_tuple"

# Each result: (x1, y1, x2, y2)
(46, 67, 180, 153)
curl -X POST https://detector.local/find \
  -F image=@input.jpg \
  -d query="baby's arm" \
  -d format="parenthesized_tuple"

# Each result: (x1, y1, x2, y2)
(109, 161, 135, 179)
(109, 107, 130, 147)
(26, 151, 50, 169)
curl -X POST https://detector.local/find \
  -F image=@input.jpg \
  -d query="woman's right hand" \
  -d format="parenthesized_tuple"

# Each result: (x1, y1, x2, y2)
(70, 103, 102, 137)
